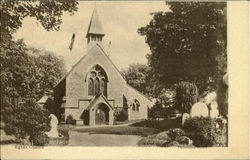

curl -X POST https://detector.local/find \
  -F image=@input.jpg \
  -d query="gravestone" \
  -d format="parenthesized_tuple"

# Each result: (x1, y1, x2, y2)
(182, 113, 190, 125)
(46, 114, 59, 138)
(204, 91, 216, 105)
(210, 101, 219, 118)
(190, 102, 209, 117)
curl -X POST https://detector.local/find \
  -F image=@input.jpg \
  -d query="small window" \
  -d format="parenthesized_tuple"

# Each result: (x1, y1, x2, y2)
(135, 99, 140, 111)
(88, 78, 94, 95)
(132, 103, 136, 111)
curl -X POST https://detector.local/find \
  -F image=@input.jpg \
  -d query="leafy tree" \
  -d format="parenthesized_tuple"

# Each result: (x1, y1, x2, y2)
(174, 81, 198, 114)
(1, 0, 78, 38)
(121, 63, 154, 96)
(2, 98, 51, 145)
(0, 40, 66, 142)
(158, 88, 175, 107)
(0, 0, 77, 143)
(138, 2, 227, 94)
(148, 101, 163, 120)
(1, 39, 66, 101)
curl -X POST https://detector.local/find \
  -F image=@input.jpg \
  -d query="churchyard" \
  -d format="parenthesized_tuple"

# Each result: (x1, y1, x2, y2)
(1, 2, 228, 148)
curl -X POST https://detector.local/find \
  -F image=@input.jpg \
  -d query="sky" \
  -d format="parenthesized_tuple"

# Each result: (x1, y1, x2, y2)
(14, 1, 170, 71)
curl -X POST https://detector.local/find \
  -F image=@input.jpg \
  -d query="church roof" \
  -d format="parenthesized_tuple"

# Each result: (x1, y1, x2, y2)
(87, 93, 113, 110)
(53, 44, 151, 101)
(86, 8, 105, 37)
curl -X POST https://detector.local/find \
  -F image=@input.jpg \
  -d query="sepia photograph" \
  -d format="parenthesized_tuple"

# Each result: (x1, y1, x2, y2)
(0, 0, 249, 159)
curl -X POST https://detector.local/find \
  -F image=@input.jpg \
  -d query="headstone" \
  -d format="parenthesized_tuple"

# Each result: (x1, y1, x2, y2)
(190, 102, 209, 117)
(182, 113, 190, 125)
(210, 101, 219, 118)
(46, 114, 59, 138)
(204, 91, 216, 105)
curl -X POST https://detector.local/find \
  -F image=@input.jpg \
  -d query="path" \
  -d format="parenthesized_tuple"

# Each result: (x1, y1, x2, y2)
(72, 121, 136, 130)
(68, 131, 141, 146)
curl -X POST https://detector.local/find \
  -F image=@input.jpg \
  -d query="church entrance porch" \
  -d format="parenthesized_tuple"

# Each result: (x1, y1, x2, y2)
(95, 103, 109, 125)
(88, 100, 114, 125)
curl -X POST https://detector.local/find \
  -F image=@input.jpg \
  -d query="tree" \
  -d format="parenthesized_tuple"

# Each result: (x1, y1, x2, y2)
(2, 98, 51, 145)
(138, 2, 227, 94)
(0, 0, 77, 144)
(174, 81, 198, 113)
(158, 88, 175, 107)
(148, 101, 163, 120)
(121, 63, 154, 96)
(1, 0, 78, 39)
(0, 39, 66, 101)
(0, 40, 66, 143)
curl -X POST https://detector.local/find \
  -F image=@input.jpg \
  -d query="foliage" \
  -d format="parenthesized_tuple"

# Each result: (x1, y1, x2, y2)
(1, 39, 66, 101)
(148, 101, 163, 119)
(121, 63, 154, 96)
(114, 108, 128, 121)
(32, 133, 49, 146)
(66, 114, 76, 125)
(217, 74, 228, 118)
(183, 117, 227, 147)
(0, 0, 77, 146)
(138, 128, 194, 147)
(174, 81, 198, 113)
(138, 2, 227, 93)
(1, 0, 78, 38)
(158, 88, 175, 107)
(49, 127, 70, 146)
(2, 98, 51, 144)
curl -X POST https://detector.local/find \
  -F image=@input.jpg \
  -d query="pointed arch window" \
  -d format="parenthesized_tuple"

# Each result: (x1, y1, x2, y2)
(135, 99, 140, 111)
(94, 78, 100, 95)
(88, 78, 94, 95)
(87, 64, 108, 97)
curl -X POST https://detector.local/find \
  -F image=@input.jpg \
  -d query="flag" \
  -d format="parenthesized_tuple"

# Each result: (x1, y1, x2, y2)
(69, 33, 75, 51)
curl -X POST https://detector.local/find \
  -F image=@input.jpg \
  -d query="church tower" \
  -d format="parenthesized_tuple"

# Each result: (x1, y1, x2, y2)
(86, 8, 105, 45)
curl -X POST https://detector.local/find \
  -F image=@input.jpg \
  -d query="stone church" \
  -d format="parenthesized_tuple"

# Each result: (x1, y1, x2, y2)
(53, 8, 151, 125)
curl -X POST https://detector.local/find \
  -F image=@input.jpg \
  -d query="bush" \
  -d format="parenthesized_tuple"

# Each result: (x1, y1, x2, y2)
(2, 98, 51, 144)
(183, 117, 226, 147)
(49, 127, 69, 146)
(66, 114, 76, 125)
(175, 81, 198, 113)
(114, 108, 128, 121)
(138, 128, 193, 147)
(32, 133, 49, 146)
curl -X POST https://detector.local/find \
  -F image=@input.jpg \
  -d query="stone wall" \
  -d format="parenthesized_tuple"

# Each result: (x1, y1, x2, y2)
(62, 44, 150, 123)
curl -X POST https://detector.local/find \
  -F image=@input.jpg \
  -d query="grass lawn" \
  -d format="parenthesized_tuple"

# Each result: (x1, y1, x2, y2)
(75, 126, 161, 137)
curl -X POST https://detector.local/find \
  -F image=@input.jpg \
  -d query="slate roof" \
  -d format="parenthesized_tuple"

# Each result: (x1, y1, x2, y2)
(86, 8, 105, 36)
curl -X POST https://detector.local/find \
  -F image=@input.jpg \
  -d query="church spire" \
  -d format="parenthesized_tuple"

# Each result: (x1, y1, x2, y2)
(86, 8, 105, 44)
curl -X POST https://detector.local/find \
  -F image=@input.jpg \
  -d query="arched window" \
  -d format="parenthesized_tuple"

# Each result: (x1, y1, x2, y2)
(100, 78, 107, 97)
(88, 65, 108, 97)
(88, 78, 94, 95)
(94, 78, 100, 95)
(132, 103, 136, 111)
(135, 99, 140, 111)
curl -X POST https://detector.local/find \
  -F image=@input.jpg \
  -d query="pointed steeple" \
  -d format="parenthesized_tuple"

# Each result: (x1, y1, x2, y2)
(86, 8, 105, 44)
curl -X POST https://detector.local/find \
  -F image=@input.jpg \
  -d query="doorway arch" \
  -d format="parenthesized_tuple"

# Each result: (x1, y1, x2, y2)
(95, 103, 110, 125)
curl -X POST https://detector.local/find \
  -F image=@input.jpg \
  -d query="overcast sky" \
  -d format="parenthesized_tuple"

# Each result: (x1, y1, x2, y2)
(14, 1, 169, 71)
